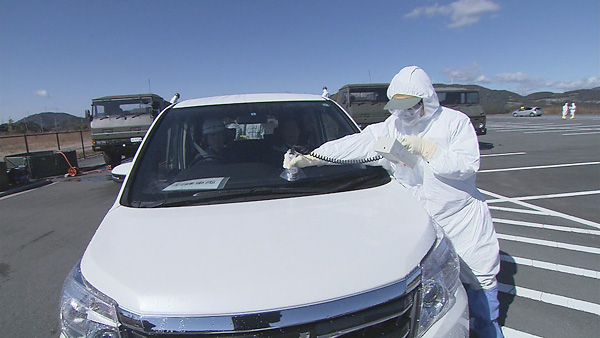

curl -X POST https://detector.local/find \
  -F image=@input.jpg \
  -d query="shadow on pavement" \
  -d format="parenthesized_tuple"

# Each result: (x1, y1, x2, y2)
(496, 251, 516, 327)
(479, 141, 494, 150)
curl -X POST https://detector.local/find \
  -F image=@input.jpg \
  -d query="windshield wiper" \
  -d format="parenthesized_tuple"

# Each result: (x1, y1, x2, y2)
(144, 186, 322, 208)
(137, 172, 388, 208)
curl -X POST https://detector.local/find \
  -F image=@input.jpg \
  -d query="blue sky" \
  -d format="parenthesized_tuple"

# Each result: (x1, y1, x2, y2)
(1, 0, 598, 121)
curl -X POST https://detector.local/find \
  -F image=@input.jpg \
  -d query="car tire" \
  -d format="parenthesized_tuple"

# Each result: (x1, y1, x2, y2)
(103, 151, 122, 167)
(513, 113, 518, 117)
(530, 112, 535, 117)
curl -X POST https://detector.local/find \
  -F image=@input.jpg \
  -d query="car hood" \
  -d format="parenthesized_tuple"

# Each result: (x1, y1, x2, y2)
(81, 182, 435, 316)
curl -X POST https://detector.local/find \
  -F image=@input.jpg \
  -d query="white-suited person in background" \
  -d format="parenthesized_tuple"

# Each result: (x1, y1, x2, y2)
(569, 102, 577, 119)
(562, 102, 569, 119)
(285, 66, 503, 338)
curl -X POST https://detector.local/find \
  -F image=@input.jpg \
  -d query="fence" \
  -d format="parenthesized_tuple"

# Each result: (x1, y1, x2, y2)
(0, 130, 98, 159)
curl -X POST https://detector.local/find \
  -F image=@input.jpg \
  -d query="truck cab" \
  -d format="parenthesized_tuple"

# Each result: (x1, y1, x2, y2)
(332, 84, 391, 128)
(333, 84, 487, 135)
(88, 94, 169, 166)
(433, 86, 487, 135)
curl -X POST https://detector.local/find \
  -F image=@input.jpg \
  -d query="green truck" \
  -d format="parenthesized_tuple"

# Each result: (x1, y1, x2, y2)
(86, 94, 169, 166)
(332, 84, 486, 135)
(331, 84, 391, 128)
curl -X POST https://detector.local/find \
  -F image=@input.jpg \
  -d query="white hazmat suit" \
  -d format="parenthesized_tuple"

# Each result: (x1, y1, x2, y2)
(569, 102, 576, 119)
(562, 102, 569, 119)
(286, 66, 502, 337)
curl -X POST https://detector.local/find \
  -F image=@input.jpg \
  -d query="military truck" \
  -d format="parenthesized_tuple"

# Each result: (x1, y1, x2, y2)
(333, 84, 486, 135)
(433, 86, 487, 135)
(86, 94, 169, 166)
(332, 84, 391, 128)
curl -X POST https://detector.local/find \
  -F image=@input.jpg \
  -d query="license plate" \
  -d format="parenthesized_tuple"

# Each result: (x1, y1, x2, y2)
(130, 137, 143, 143)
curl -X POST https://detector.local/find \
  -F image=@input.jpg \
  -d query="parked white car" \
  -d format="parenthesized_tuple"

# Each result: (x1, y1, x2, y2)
(60, 93, 468, 338)
(512, 106, 543, 117)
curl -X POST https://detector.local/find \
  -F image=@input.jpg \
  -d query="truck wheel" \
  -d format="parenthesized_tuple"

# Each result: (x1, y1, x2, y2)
(103, 151, 122, 167)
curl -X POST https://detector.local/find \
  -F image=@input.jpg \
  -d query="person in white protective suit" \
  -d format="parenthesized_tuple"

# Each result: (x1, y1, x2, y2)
(562, 102, 569, 119)
(569, 102, 576, 119)
(284, 66, 503, 338)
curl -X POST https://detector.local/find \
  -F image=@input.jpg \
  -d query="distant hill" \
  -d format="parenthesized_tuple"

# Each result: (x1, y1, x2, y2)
(433, 84, 600, 114)
(0, 112, 88, 134)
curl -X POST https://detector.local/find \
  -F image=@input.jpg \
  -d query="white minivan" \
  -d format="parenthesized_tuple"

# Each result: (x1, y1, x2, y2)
(59, 94, 468, 338)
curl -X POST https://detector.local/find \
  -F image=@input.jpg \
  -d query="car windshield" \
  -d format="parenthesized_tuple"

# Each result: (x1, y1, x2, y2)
(349, 87, 388, 105)
(437, 91, 479, 105)
(93, 99, 154, 118)
(122, 99, 391, 207)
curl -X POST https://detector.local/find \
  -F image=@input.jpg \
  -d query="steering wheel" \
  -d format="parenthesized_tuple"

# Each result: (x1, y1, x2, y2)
(189, 154, 226, 167)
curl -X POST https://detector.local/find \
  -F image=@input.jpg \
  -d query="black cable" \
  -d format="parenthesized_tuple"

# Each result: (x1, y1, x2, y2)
(291, 145, 381, 165)
(308, 151, 382, 165)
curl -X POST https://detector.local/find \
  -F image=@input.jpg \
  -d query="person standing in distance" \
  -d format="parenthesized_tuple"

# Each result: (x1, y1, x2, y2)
(569, 102, 577, 119)
(562, 102, 569, 119)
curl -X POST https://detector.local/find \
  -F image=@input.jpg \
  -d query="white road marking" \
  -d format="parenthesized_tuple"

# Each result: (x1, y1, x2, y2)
(488, 206, 549, 215)
(0, 182, 57, 201)
(480, 189, 600, 229)
(563, 131, 600, 136)
(501, 327, 543, 338)
(498, 283, 600, 315)
(481, 152, 527, 158)
(523, 127, 592, 134)
(495, 190, 600, 202)
(500, 254, 600, 279)
(496, 233, 600, 254)
(493, 218, 600, 235)
(479, 161, 600, 173)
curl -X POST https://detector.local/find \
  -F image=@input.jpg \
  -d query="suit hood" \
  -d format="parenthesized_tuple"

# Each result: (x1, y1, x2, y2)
(387, 66, 441, 125)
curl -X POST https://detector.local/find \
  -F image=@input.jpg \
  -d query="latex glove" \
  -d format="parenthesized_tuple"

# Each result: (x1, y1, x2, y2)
(283, 150, 325, 169)
(400, 135, 437, 160)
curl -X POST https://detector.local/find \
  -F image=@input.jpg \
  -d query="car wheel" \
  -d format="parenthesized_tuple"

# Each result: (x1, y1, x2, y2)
(103, 151, 122, 167)
(530, 112, 535, 117)
(513, 112, 518, 117)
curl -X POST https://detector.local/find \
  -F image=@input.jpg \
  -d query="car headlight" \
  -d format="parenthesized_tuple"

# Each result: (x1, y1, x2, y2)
(416, 224, 461, 336)
(59, 263, 120, 338)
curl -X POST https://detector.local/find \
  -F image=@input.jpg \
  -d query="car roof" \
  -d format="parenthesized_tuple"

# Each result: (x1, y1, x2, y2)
(174, 93, 326, 108)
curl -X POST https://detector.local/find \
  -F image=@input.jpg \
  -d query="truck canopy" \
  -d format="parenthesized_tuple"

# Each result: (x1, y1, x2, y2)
(91, 94, 169, 118)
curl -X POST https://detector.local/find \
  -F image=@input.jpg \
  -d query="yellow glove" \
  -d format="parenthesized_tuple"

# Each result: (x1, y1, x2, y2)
(283, 150, 325, 169)
(400, 136, 437, 160)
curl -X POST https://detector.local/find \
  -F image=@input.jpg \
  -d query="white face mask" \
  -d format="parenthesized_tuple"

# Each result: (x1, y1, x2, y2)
(391, 103, 423, 126)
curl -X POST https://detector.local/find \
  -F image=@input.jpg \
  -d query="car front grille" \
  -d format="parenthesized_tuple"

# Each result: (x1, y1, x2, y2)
(118, 269, 421, 338)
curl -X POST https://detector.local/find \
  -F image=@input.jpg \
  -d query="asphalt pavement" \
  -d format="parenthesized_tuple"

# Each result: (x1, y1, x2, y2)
(477, 114, 600, 337)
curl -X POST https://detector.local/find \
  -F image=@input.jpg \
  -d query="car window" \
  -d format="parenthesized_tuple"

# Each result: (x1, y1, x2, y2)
(122, 100, 391, 207)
